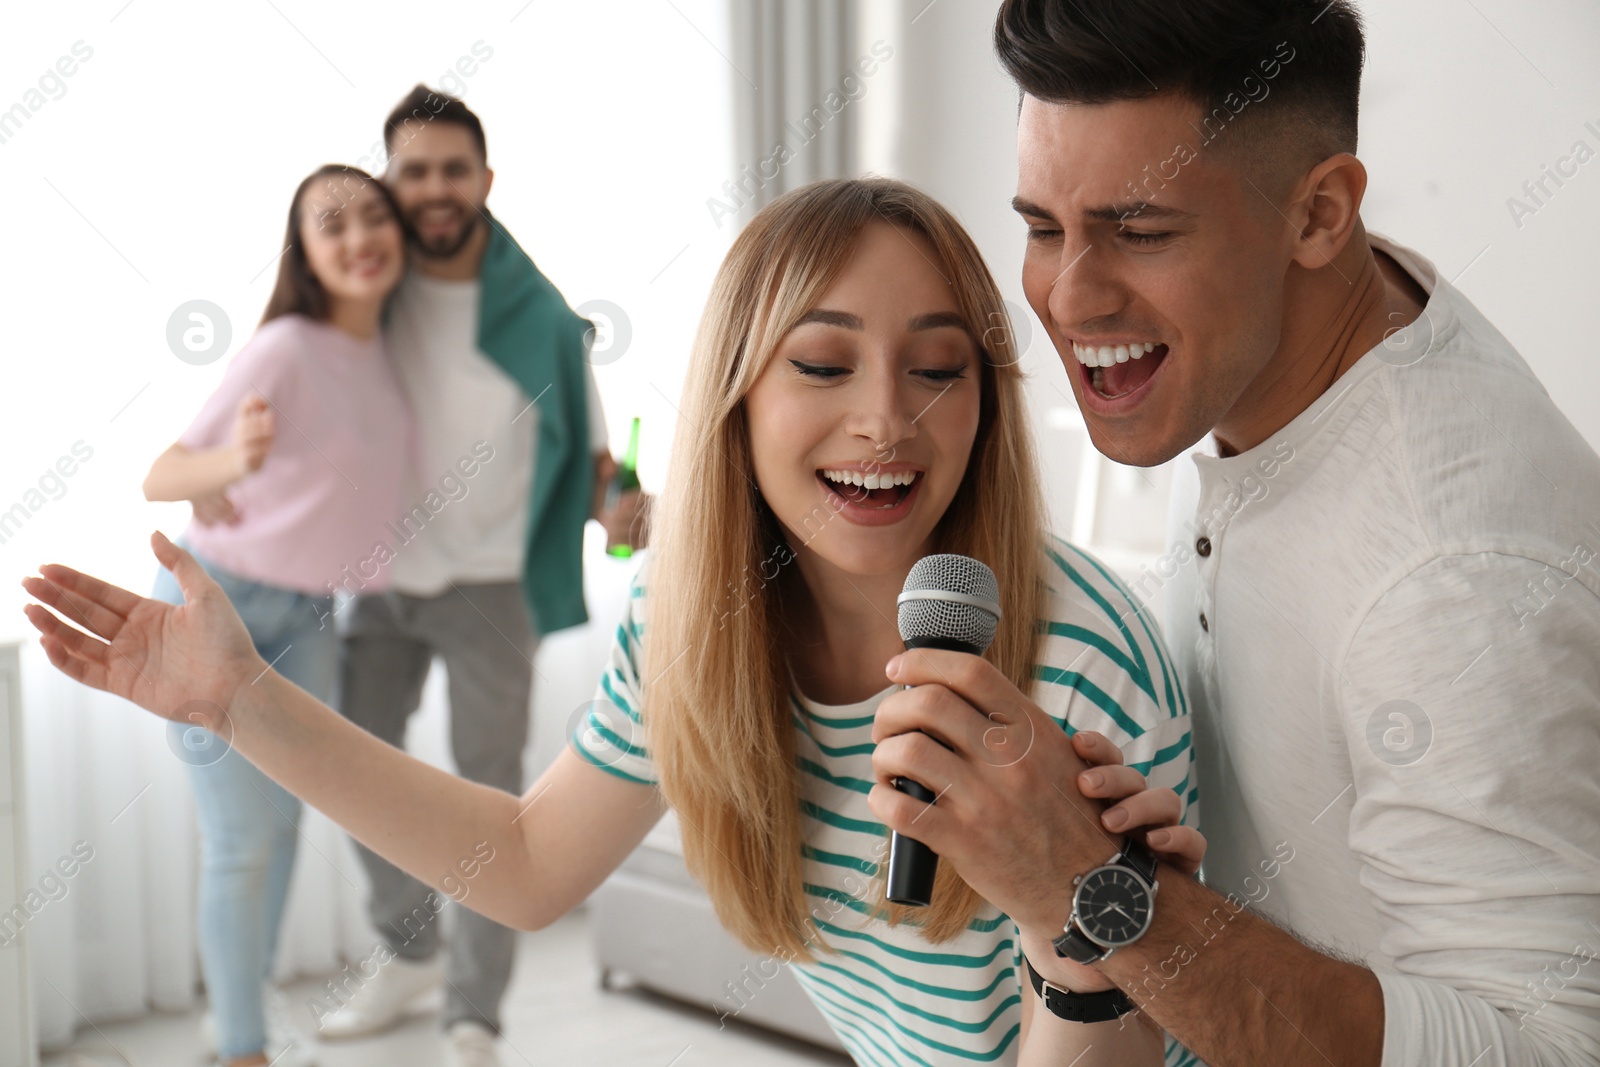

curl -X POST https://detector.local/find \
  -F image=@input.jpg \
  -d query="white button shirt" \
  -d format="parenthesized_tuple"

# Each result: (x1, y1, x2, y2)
(1166, 235, 1600, 1065)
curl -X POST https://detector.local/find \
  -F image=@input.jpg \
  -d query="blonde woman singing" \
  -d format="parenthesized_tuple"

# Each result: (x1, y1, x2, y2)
(27, 178, 1202, 1066)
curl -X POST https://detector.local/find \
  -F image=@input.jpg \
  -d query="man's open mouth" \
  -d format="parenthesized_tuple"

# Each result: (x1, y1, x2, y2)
(1073, 340, 1169, 400)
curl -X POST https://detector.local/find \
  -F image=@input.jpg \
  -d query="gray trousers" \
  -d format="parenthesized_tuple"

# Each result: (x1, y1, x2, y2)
(336, 582, 537, 1035)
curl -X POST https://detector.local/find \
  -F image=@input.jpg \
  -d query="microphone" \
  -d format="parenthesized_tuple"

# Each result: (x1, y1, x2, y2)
(886, 553, 1002, 907)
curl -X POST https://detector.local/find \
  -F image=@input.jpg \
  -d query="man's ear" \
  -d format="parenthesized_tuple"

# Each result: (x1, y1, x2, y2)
(1285, 152, 1367, 271)
(483, 166, 495, 202)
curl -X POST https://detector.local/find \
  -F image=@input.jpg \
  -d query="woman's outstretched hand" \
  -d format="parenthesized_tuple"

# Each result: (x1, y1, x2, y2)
(22, 532, 266, 732)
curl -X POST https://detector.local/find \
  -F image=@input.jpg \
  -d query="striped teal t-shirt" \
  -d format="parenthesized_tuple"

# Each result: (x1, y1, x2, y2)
(572, 537, 1202, 1066)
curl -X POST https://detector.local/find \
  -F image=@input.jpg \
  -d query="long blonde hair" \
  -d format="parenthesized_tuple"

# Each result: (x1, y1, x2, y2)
(644, 178, 1047, 959)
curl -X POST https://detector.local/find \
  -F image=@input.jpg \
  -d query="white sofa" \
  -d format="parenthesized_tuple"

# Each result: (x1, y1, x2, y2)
(590, 811, 845, 1053)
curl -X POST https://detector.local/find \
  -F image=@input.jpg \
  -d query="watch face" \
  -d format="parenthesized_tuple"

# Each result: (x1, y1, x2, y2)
(1076, 867, 1153, 947)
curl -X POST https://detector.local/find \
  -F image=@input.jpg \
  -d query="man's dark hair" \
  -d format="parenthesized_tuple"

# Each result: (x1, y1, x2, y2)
(383, 83, 488, 163)
(994, 0, 1365, 160)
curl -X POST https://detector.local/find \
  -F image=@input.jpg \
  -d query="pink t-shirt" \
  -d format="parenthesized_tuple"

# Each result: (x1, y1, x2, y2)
(179, 313, 413, 597)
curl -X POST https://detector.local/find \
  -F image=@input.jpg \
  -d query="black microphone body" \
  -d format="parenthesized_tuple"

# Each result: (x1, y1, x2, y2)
(886, 555, 1001, 907)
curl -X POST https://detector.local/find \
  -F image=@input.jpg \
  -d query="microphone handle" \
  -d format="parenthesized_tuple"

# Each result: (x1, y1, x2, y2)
(886, 634, 985, 907)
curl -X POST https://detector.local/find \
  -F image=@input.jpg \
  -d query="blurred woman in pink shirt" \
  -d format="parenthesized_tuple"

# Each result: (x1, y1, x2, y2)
(141, 164, 414, 1067)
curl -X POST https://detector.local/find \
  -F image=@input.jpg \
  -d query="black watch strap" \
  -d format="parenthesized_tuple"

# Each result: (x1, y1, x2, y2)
(1120, 836, 1159, 885)
(1023, 954, 1137, 1023)
(1053, 919, 1106, 964)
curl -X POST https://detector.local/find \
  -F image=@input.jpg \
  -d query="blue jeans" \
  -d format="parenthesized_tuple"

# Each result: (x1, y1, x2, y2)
(152, 545, 335, 1059)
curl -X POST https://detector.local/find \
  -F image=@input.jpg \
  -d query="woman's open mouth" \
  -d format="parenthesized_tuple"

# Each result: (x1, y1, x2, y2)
(817, 467, 924, 525)
(347, 253, 389, 279)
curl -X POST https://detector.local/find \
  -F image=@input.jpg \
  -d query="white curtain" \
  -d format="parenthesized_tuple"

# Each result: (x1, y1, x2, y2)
(22, 529, 634, 1051)
(726, 0, 863, 226)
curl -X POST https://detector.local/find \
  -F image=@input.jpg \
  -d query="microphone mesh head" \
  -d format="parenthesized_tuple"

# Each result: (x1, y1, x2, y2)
(897, 554, 1001, 653)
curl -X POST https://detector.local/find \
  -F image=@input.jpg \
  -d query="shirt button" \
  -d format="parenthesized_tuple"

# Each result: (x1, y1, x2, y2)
(1200, 612, 1209, 632)
(1196, 536, 1211, 557)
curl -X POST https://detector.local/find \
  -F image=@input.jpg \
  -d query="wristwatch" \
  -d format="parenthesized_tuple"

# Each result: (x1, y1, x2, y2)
(1022, 953, 1138, 1023)
(1052, 836, 1160, 964)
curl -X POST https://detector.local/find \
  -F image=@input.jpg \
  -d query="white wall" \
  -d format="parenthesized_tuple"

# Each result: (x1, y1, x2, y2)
(0, 0, 733, 641)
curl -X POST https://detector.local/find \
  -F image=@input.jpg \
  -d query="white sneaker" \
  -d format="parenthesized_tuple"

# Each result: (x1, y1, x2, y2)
(200, 985, 317, 1066)
(265, 987, 316, 1063)
(446, 1021, 501, 1067)
(315, 953, 445, 1040)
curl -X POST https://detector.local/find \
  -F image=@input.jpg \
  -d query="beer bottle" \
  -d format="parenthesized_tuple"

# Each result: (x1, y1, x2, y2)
(608, 417, 642, 558)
